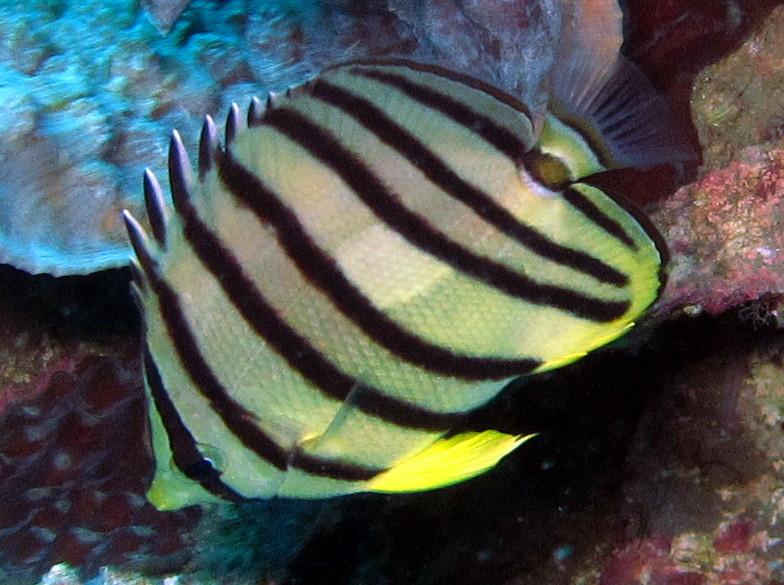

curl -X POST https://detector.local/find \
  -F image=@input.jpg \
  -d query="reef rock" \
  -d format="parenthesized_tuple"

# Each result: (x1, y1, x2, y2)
(0, 0, 565, 276)
(653, 3, 784, 315)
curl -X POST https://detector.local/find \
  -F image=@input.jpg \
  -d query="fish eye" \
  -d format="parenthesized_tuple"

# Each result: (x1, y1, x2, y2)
(519, 149, 572, 192)
(183, 458, 219, 481)
(176, 443, 227, 480)
(198, 442, 226, 470)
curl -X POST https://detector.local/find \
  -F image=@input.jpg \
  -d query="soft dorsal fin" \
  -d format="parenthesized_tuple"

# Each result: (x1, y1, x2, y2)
(366, 431, 536, 493)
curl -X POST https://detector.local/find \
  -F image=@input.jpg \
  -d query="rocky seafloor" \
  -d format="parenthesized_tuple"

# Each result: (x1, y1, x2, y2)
(3, 1, 784, 584)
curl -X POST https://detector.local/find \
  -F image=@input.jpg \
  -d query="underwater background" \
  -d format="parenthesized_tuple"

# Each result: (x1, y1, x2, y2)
(2, 0, 784, 583)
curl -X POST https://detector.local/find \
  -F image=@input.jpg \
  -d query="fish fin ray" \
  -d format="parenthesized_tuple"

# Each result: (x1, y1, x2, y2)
(551, 51, 696, 170)
(198, 115, 221, 181)
(550, 0, 696, 170)
(247, 96, 266, 127)
(225, 103, 244, 147)
(299, 383, 371, 453)
(366, 431, 535, 493)
(142, 168, 169, 247)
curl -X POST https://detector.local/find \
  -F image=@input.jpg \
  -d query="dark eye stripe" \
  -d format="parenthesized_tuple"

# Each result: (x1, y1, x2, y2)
(307, 78, 629, 288)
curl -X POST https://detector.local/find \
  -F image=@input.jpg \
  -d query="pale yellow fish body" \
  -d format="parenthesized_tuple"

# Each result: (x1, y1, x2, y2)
(124, 58, 681, 509)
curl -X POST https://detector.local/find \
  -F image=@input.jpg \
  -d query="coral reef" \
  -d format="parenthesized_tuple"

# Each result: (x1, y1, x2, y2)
(654, 146, 784, 314)
(0, 0, 565, 276)
(1, 1, 784, 585)
(0, 267, 197, 585)
(0, 0, 194, 275)
(653, 4, 784, 314)
(569, 6, 784, 584)
(585, 319, 784, 585)
(0, 0, 407, 275)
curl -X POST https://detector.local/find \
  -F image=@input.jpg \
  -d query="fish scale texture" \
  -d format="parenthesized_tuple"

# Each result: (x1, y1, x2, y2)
(0, 349, 197, 584)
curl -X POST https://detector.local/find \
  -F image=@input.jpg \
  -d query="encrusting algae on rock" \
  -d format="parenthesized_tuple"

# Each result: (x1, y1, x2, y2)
(573, 6, 784, 584)
(0, 0, 419, 276)
(0, 0, 566, 277)
(653, 3, 784, 316)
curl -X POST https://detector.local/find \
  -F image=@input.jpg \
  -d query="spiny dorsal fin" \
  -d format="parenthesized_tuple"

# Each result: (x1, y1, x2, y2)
(247, 96, 265, 127)
(266, 91, 283, 110)
(121, 208, 151, 298)
(196, 95, 278, 187)
(168, 130, 195, 212)
(198, 115, 221, 181)
(225, 103, 244, 147)
(142, 168, 168, 248)
(122, 209, 155, 275)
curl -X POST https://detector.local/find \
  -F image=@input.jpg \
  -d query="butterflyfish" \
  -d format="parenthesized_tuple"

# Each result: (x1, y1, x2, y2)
(124, 57, 691, 509)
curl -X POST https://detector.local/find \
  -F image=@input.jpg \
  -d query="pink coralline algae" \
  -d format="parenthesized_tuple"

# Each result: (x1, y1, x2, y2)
(654, 147, 784, 314)
(0, 343, 197, 584)
(586, 312, 784, 585)
(650, 3, 784, 315)
(598, 526, 776, 585)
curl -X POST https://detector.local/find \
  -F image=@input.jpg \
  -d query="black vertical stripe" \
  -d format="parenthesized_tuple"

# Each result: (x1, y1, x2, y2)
(143, 345, 250, 503)
(133, 239, 290, 471)
(347, 66, 528, 162)
(562, 186, 638, 249)
(170, 172, 471, 429)
(261, 107, 631, 323)
(217, 150, 546, 377)
(327, 59, 535, 123)
(307, 79, 629, 288)
(146, 337, 411, 486)
(290, 447, 383, 481)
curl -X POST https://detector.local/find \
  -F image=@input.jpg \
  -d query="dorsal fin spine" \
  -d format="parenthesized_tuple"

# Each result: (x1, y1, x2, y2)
(266, 91, 281, 110)
(122, 209, 156, 277)
(168, 130, 193, 212)
(142, 168, 168, 248)
(198, 115, 221, 181)
(247, 96, 265, 127)
(225, 103, 243, 146)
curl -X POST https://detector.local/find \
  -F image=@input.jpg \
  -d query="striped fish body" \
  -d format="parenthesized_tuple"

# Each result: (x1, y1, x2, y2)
(124, 60, 666, 508)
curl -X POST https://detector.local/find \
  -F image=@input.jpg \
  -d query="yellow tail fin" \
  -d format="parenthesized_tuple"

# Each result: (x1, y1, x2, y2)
(367, 431, 536, 493)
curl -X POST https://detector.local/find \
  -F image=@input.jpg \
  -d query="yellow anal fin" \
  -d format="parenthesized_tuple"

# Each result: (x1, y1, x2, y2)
(366, 431, 536, 493)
